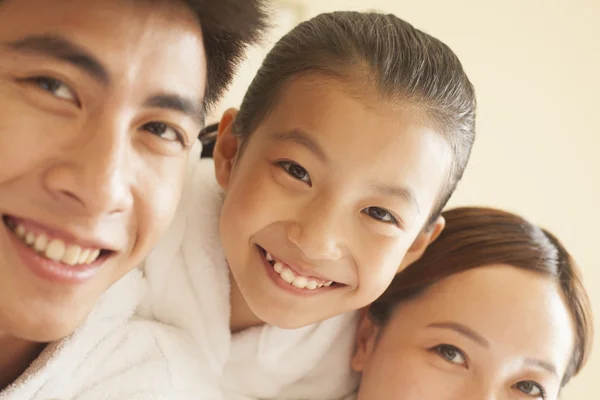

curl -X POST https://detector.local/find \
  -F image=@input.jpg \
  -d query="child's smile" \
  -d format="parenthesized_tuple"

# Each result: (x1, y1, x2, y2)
(256, 245, 340, 295)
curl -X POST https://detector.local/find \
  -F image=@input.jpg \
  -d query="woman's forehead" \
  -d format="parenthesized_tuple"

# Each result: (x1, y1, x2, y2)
(388, 265, 576, 375)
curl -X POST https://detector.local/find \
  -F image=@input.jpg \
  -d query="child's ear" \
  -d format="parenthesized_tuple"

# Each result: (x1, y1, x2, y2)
(213, 108, 240, 190)
(397, 215, 445, 273)
(351, 310, 380, 373)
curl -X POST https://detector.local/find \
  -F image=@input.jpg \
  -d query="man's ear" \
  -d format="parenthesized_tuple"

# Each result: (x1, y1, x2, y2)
(397, 215, 445, 273)
(213, 108, 241, 190)
(351, 310, 380, 373)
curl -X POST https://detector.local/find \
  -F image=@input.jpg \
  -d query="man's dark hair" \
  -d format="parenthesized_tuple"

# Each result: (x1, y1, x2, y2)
(183, 0, 270, 111)
(0, 0, 270, 112)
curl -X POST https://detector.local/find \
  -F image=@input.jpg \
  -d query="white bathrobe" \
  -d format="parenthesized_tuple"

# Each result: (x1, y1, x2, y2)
(139, 157, 359, 399)
(0, 269, 213, 400)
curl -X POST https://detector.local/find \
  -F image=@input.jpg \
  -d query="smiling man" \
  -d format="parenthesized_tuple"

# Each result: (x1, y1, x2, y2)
(0, 0, 267, 397)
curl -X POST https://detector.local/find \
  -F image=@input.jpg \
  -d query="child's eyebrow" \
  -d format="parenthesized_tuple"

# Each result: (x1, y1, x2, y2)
(373, 183, 420, 214)
(271, 129, 327, 162)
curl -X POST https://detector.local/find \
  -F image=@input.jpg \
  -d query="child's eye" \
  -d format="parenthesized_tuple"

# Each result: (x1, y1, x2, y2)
(27, 76, 79, 104)
(433, 344, 468, 367)
(142, 122, 186, 147)
(278, 161, 311, 185)
(363, 207, 398, 225)
(514, 381, 546, 398)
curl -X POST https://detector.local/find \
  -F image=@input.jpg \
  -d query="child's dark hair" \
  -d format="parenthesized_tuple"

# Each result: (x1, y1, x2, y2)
(182, 0, 269, 111)
(369, 207, 593, 387)
(232, 11, 476, 224)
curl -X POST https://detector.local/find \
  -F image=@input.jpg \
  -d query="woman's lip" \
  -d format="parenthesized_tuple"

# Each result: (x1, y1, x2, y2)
(3, 219, 110, 285)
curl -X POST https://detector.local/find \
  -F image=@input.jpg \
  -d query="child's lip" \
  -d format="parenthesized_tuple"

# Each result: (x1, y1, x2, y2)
(258, 245, 341, 285)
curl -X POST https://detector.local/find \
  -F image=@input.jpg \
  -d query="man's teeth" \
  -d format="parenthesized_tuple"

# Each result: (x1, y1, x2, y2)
(11, 223, 101, 266)
(268, 254, 333, 290)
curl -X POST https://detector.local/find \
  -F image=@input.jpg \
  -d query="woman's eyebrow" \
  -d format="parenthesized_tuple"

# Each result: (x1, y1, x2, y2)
(428, 321, 490, 348)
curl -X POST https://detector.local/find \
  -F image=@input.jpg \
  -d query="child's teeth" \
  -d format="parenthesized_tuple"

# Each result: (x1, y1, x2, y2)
(45, 239, 66, 262)
(306, 280, 318, 290)
(63, 245, 82, 266)
(280, 268, 295, 284)
(273, 261, 283, 273)
(266, 252, 273, 262)
(78, 249, 91, 264)
(270, 257, 331, 291)
(86, 249, 101, 264)
(292, 276, 308, 289)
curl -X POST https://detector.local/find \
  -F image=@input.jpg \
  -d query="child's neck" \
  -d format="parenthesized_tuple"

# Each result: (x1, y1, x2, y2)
(229, 273, 264, 334)
(0, 332, 45, 391)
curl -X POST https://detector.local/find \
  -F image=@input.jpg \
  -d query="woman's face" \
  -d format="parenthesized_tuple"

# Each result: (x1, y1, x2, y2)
(0, 0, 206, 342)
(352, 265, 575, 400)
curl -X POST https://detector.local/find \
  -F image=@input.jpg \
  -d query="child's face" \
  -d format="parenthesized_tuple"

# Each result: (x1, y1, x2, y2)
(214, 74, 450, 328)
(352, 266, 575, 400)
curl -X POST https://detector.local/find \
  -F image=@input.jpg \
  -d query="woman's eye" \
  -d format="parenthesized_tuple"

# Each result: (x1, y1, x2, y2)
(143, 122, 184, 145)
(30, 77, 78, 103)
(279, 161, 311, 185)
(363, 207, 398, 224)
(515, 381, 545, 398)
(434, 344, 467, 367)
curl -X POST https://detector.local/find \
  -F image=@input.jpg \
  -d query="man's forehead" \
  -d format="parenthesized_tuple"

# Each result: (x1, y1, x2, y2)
(0, 0, 207, 118)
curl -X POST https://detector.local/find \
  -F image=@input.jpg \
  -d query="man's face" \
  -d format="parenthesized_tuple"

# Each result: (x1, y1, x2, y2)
(0, 0, 206, 341)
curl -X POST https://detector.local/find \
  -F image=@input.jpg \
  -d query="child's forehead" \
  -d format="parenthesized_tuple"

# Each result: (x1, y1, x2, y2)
(265, 73, 429, 139)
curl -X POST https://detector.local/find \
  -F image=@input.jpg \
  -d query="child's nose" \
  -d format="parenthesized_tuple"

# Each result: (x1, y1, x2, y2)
(286, 199, 345, 261)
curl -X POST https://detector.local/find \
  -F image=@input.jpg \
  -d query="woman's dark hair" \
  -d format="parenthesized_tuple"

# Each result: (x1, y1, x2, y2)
(231, 11, 476, 222)
(369, 207, 593, 386)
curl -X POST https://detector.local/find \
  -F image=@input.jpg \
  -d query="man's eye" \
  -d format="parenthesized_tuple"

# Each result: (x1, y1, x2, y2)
(28, 76, 79, 104)
(143, 122, 184, 145)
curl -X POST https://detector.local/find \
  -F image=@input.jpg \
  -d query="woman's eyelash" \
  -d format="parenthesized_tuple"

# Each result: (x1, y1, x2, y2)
(431, 344, 468, 367)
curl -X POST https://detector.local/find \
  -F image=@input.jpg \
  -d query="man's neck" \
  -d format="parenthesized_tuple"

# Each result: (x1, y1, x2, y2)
(229, 273, 264, 334)
(0, 333, 45, 391)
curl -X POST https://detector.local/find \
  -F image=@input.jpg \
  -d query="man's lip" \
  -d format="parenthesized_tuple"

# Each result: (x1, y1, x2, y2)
(2, 214, 119, 252)
(257, 245, 341, 284)
(2, 221, 112, 285)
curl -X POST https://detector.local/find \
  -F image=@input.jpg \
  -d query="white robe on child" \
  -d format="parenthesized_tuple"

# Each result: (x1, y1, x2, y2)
(140, 157, 359, 399)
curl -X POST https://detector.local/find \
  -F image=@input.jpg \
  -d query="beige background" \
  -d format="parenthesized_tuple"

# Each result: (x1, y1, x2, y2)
(209, 1, 600, 398)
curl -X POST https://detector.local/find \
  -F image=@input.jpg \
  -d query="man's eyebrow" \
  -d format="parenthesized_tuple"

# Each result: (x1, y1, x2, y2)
(271, 129, 328, 162)
(428, 322, 490, 348)
(144, 94, 205, 126)
(6, 34, 109, 85)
